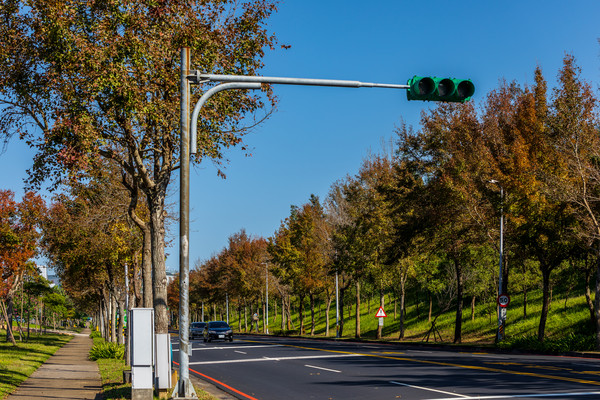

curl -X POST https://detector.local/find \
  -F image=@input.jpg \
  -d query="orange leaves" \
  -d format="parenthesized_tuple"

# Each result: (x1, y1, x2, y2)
(0, 190, 45, 298)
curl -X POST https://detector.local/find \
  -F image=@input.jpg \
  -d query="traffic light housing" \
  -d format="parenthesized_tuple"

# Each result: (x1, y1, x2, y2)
(407, 76, 475, 103)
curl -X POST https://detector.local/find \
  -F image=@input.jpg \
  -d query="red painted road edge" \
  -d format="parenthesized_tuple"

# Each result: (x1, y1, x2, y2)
(173, 361, 259, 400)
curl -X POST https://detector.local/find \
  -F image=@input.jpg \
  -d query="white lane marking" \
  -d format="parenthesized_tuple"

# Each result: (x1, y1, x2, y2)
(390, 381, 470, 398)
(304, 364, 341, 373)
(190, 353, 360, 365)
(427, 391, 600, 399)
(234, 350, 247, 355)
(172, 344, 282, 352)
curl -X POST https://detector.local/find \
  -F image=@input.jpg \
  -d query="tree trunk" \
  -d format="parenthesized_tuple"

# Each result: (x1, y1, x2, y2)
(141, 226, 153, 308)
(399, 275, 406, 339)
(538, 266, 552, 342)
(309, 293, 315, 336)
(299, 295, 305, 335)
(523, 288, 528, 319)
(238, 301, 242, 332)
(584, 266, 595, 330)
(428, 292, 433, 322)
(325, 295, 332, 337)
(286, 295, 293, 330)
(355, 280, 361, 339)
(111, 293, 117, 343)
(594, 256, 600, 350)
(339, 286, 346, 337)
(453, 259, 464, 344)
(1, 300, 17, 346)
(148, 194, 169, 336)
(280, 297, 285, 331)
(471, 296, 476, 321)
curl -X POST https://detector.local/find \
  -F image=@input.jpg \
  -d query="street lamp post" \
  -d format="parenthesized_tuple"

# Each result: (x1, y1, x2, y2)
(265, 263, 269, 334)
(335, 270, 340, 338)
(489, 179, 506, 342)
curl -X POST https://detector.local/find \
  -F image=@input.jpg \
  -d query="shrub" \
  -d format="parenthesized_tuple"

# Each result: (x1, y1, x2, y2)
(89, 330, 102, 339)
(89, 341, 125, 360)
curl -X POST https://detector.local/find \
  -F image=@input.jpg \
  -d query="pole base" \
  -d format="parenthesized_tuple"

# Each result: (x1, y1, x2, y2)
(170, 377, 198, 400)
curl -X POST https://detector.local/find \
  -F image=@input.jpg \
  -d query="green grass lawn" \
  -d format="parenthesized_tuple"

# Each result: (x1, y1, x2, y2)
(0, 330, 72, 399)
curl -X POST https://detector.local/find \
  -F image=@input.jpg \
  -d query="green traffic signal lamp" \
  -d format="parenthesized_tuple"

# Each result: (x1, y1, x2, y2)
(407, 76, 475, 103)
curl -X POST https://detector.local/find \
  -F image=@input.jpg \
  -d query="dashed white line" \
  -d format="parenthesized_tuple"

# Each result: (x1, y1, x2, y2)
(304, 364, 341, 373)
(234, 350, 247, 355)
(190, 353, 360, 365)
(172, 344, 282, 352)
(390, 381, 470, 398)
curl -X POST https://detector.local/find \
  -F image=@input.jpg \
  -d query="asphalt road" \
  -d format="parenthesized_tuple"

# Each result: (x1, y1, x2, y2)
(172, 334, 600, 400)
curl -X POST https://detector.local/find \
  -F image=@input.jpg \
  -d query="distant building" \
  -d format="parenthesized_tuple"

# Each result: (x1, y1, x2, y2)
(37, 265, 59, 287)
(166, 271, 177, 286)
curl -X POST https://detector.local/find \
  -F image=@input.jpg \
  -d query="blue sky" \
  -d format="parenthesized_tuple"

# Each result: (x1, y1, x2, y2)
(2, 1, 600, 272)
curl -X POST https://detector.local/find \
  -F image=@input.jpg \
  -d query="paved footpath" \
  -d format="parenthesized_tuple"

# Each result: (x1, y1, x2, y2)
(7, 328, 103, 400)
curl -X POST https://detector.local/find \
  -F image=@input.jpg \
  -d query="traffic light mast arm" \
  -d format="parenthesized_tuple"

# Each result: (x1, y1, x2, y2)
(191, 72, 411, 89)
(189, 73, 475, 154)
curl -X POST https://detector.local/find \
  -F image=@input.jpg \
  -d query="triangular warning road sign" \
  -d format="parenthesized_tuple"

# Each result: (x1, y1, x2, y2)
(375, 307, 387, 318)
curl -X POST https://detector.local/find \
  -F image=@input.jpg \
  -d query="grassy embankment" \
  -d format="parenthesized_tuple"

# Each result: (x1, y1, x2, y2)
(0, 328, 72, 399)
(223, 287, 597, 351)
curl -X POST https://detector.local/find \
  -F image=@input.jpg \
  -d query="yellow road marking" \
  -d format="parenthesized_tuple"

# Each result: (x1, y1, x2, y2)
(486, 362, 572, 372)
(243, 339, 600, 386)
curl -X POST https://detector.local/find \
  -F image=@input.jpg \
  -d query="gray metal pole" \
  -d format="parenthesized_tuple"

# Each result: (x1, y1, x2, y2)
(335, 270, 340, 338)
(489, 180, 505, 342)
(498, 186, 505, 340)
(174, 47, 197, 400)
(266, 263, 269, 334)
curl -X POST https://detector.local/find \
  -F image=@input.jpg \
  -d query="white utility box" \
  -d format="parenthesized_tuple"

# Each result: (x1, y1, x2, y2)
(129, 308, 154, 400)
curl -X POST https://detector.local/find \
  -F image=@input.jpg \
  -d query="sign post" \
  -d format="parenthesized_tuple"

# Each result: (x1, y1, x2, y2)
(375, 307, 387, 327)
(497, 294, 510, 340)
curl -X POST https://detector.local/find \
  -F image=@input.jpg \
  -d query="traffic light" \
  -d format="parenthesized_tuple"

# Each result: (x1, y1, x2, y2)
(406, 76, 475, 103)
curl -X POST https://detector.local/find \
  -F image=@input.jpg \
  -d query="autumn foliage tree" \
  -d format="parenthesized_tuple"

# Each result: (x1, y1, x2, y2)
(269, 196, 331, 335)
(0, 0, 280, 342)
(42, 175, 140, 343)
(0, 190, 45, 345)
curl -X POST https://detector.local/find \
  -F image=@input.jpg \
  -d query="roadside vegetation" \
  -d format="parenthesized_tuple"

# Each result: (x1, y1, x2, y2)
(194, 282, 597, 355)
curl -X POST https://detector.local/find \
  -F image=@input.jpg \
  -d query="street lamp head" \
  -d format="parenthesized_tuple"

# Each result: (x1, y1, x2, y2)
(488, 179, 499, 184)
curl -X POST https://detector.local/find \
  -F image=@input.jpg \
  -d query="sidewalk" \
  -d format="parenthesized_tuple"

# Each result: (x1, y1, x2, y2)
(7, 328, 103, 400)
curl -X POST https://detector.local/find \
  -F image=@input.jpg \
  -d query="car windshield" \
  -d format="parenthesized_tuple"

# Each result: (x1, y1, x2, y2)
(208, 321, 229, 329)
(191, 323, 205, 328)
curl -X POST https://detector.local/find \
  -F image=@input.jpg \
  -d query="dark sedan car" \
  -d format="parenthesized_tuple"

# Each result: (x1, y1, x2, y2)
(203, 321, 233, 342)
(189, 322, 207, 340)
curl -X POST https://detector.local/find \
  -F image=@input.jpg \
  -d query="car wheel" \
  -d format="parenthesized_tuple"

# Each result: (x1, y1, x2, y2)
(229, 337, 233, 342)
